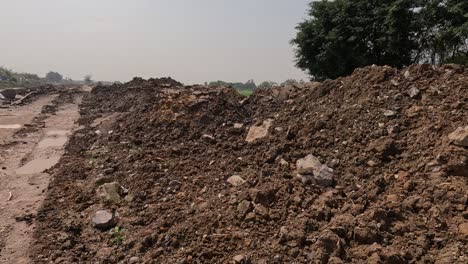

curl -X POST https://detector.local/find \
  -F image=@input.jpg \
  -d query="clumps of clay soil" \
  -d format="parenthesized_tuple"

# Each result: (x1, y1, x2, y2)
(31, 66, 467, 264)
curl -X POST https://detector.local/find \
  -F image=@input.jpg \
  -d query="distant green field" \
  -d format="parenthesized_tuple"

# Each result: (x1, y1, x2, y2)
(238, 90, 253, 97)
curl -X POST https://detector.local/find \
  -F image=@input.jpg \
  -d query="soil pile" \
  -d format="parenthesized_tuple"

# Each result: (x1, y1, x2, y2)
(31, 66, 467, 263)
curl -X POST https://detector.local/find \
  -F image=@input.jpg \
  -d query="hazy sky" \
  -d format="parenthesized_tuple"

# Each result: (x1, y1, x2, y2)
(1, 0, 311, 84)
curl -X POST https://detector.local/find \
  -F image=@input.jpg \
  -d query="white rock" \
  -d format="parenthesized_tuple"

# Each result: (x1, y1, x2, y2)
(383, 110, 397, 117)
(97, 182, 123, 203)
(448, 126, 468, 147)
(92, 210, 115, 230)
(408, 87, 420, 98)
(245, 119, 273, 142)
(227, 175, 246, 187)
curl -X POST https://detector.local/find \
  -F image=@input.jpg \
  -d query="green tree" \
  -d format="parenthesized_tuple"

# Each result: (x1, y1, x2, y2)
(258, 81, 278, 89)
(84, 75, 93, 84)
(45, 71, 63, 83)
(292, 0, 467, 80)
(417, 0, 468, 65)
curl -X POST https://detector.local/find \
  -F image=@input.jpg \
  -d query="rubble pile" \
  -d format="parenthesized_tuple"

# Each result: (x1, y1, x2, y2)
(31, 65, 467, 263)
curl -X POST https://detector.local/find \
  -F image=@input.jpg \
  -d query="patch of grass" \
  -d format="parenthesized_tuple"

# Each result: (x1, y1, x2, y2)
(238, 90, 253, 97)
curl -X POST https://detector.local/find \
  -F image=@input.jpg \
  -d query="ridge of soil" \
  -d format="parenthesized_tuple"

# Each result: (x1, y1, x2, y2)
(31, 65, 467, 263)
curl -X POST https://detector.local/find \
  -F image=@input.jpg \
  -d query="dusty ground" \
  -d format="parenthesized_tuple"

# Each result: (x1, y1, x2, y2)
(0, 88, 83, 263)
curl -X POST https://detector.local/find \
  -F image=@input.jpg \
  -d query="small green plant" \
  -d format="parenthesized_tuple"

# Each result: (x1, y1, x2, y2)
(110, 226, 124, 245)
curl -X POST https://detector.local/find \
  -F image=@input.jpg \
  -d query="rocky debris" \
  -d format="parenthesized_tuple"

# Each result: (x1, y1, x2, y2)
(245, 119, 273, 142)
(448, 126, 468, 147)
(92, 210, 116, 230)
(296, 155, 334, 186)
(227, 175, 246, 187)
(96, 182, 124, 203)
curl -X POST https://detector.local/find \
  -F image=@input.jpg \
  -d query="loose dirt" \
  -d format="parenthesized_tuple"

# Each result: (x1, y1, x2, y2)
(15, 65, 468, 263)
(0, 87, 83, 263)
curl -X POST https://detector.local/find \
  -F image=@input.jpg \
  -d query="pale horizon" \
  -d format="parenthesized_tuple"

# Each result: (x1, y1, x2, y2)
(0, 0, 311, 85)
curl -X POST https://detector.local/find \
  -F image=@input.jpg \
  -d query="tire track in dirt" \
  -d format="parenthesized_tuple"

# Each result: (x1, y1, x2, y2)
(0, 88, 84, 264)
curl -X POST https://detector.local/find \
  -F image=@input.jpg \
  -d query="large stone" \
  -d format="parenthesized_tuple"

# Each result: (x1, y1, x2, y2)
(0, 89, 17, 100)
(97, 182, 123, 203)
(227, 175, 246, 187)
(448, 126, 468, 147)
(245, 119, 273, 142)
(92, 210, 116, 230)
(296, 155, 334, 187)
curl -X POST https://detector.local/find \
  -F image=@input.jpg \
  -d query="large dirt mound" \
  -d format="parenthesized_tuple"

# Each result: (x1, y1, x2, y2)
(31, 66, 467, 263)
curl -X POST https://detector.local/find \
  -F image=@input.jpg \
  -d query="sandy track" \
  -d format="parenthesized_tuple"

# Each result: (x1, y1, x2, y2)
(0, 91, 82, 263)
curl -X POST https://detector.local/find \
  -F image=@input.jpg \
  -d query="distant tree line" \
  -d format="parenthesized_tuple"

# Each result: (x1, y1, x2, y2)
(292, 0, 468, 80)
(206, 79, 306, 90)
(0, 67, 44, 88)
(0, 67, 99, 88)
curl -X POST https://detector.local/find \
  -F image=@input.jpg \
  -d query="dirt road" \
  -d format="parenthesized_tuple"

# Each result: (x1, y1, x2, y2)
(0, 89, 83, 263)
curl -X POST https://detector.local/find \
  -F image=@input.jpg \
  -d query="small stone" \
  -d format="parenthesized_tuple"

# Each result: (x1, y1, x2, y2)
(386, 194, 399, 203)
(92, 210, 116, 230)
(383, 110, 397, 117)
(124, 193, 135, 202)
(129, 256, 140, 263)
(233, 254, 246, 263)
(330, 159, 340, 167)
(367, 160, 378, 167)
(408, 87, 420, 98)
(245, 119, 273, 142)
(448, 126, 468, 147)
(296, 155, 334, 187)
(227, 175, 246, 187)
(279, 158, 289, 167)
(201, 134, 215, 142)
(233, 123, 244, 129)
(404, 70, 410, 79)
(237, 201, 253, 217)
(94, 177, 113, 186)
(254, 204, 269, 218)
(390, 79, 399, 86)
(406, 105, 422, 117)
(296, 155, 322, 175)
(245, 212, 256, 221)
(387, 125, 399, 134)
(97, 182, 123, 203)
(459, 223, 468, 236)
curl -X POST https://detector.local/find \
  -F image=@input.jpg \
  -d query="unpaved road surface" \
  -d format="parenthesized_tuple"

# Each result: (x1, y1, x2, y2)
(0, 89, 83, 263)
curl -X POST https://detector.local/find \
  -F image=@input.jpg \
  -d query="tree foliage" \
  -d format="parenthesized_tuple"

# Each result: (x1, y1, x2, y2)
(84, 75, 93, 84)
(258, 81, 278, 89)
(292, 0, 468, 80)
(208, 79, 257, 91)
(45, 71, 63, 83)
